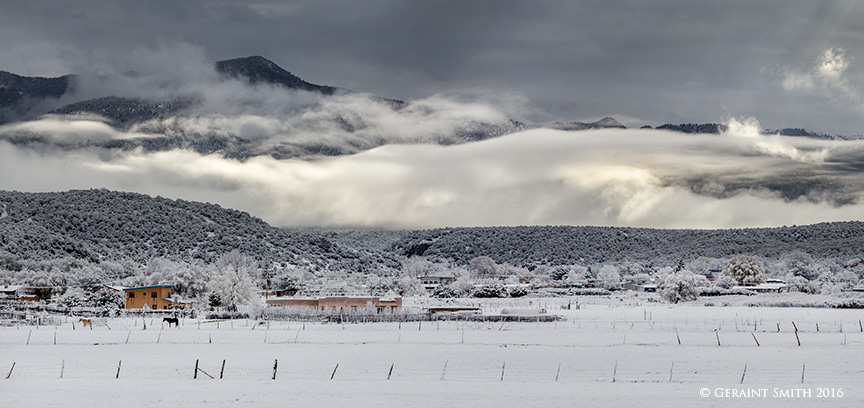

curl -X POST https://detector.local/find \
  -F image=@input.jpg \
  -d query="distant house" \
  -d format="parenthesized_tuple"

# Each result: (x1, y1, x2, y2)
(267, 290, 403, 314)
(623, 283, 658, 292)
(623, 282, 657, 292)
(123, 285, 178, 310)
(418, 275, 456, 294)
(274, 287, 301, 297)
(0, 285, 39, 302)
(0, 285, 22, 297)
(738, 281, 787, 293)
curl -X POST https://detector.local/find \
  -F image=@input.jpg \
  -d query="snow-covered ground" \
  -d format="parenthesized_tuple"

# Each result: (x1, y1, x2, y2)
(2, 296, 863, 407)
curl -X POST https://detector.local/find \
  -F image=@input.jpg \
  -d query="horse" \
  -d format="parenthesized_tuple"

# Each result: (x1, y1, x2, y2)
(78, 318, 93, 328)
(163, 317, 179, 327)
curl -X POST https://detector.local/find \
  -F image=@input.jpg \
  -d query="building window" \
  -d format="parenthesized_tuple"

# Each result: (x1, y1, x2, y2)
(151, 292, 157, 298)
(151, 305, 157, 310)
(128, 292, 135, 298)
(377, 307, 384, 314)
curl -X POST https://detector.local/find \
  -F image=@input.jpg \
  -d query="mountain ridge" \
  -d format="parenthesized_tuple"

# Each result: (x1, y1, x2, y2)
(0, 189, 861, 273)
(2, 57, 857, 139)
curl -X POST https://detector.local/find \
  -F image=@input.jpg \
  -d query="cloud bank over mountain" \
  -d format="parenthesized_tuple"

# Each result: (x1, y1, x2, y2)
(1, 43, 863, 230)
(2, 111, 862, 229)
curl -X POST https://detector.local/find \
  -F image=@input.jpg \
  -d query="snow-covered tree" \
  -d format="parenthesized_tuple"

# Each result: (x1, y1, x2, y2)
(469, 256, 498, 278)
(566, 265, 591, 287)
(714, 275, 737, 289)
(722, 255, 766, 286)
(450, 275, 476, 297)
(389, 275, 423, 296)
(271, 267, 313, 292)
(207, 251, 260, 310)
(68, 264, 108, 290)
(507, 285, 528, 298)
(56, 287, 88, 308)
(402, 257, 446, 278)
(622, 272, 652, 285)
(473, 283, 505, 298)
(783, 251, 818, 280)
(548, 266, 569, 281)
(146, 258, 208, 298)
(165, 263, 208, 299)
(785, 275, 821, 294)
(432, 285, 457, 298)
(659, 270, 700, 304)
(685, 256, 723, 275)
(597, 265, 621, 290)
(88, 289, 125, 310)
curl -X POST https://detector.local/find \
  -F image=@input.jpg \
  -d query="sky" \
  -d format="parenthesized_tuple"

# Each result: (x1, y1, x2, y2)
(1, 1, 864, 229)
(3, 0, 864, 133)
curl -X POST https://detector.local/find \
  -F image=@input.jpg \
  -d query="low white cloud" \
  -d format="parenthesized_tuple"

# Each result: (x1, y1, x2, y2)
(2, 120, 863, 229)
(723, 117, 829, 163)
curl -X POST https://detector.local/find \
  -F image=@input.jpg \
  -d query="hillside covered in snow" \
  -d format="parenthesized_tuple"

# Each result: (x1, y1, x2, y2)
(0, 189, 861, 273)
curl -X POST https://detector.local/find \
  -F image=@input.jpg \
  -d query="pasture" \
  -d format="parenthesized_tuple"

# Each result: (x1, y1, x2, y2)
(1, 296, 863, 407)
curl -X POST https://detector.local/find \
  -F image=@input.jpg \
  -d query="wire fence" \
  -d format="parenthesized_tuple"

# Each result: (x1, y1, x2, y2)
(5, 356, 864, 385)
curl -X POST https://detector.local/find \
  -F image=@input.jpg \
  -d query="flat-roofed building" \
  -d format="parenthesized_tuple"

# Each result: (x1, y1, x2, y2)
(124, 285, 176, 310)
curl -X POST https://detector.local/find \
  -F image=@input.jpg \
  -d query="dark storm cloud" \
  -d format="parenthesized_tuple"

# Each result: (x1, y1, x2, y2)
(4, 1, 864, 133)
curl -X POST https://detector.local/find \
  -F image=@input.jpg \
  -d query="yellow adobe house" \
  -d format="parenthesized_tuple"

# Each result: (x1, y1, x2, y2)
(124, 285, 176, 310)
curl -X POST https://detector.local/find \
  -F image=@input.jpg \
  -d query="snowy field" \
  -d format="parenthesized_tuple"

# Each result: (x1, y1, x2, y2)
(2, 296, 864, 407)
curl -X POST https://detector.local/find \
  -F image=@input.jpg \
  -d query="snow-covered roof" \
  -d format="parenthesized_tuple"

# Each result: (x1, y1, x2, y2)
(0, 285, 23, 293)
(735, 283, 787, 291)
(124, 285, 174, 291)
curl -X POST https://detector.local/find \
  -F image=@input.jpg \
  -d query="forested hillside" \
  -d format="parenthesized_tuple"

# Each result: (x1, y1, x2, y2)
(393, 223, 864, 267)
(0, 189, 401, 273)
(0, 189, 861, 274)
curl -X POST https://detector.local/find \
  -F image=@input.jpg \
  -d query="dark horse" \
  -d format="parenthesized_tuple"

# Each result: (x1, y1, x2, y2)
(163, 317, 179, 327)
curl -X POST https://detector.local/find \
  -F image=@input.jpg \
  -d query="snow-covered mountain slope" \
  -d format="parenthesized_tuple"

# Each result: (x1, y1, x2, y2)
(0, 189, 861, 271)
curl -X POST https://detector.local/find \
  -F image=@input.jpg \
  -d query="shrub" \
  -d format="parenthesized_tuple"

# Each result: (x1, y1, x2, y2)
(432, 285, 458, 298)
(508, 286, 528, 298)
(472, 284, 505, 298)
